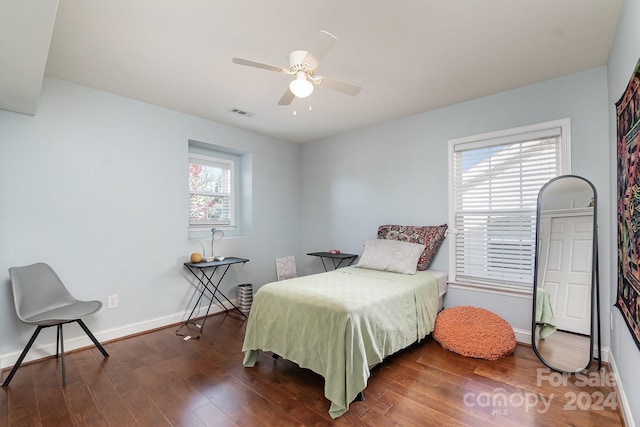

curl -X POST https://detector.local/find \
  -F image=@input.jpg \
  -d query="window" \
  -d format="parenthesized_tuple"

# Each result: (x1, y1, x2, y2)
(448, 119, 571, 293)
(187, 139, 252, 239)
(189, 153, 234, 227)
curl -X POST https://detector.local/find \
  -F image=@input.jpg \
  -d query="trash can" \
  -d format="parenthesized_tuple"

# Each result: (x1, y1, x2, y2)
(237, 283, 253, 314)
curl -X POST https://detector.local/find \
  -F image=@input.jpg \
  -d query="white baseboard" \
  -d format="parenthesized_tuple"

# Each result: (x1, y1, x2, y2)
(608, 352, 636, 427)
(0, 300, 238, 371)
(513, 327, 532, 344)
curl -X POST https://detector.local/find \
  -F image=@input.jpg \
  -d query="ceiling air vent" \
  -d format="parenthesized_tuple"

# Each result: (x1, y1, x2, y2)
(229, 108, 255, 118)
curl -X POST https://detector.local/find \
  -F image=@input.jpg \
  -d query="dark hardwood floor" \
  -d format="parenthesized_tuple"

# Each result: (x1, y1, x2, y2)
(1, 313, 623, 426)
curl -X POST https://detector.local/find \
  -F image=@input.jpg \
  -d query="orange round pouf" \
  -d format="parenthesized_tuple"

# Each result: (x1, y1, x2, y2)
(433, 306, 516, 360)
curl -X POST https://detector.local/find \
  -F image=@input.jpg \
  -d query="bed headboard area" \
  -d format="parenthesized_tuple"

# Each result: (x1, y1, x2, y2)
(377, 224, 447, 270)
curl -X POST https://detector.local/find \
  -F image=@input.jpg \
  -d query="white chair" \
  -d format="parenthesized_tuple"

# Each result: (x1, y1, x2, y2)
(2, 262, 109, 387)
(275, 256, 297, 281)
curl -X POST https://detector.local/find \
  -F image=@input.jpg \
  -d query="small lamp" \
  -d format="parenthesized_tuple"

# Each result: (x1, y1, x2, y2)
(207, 228, 225, 262)
(289, 71, 314, 98)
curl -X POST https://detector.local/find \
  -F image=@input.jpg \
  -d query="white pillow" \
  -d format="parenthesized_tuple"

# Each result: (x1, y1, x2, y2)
(356, 239, 426, 274)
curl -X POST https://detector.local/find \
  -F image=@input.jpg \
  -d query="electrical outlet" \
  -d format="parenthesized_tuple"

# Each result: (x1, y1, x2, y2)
(107, 294, 119, 309)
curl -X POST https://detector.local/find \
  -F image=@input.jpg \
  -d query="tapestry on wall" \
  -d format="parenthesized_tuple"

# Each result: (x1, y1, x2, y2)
(616, 57, 640, 351)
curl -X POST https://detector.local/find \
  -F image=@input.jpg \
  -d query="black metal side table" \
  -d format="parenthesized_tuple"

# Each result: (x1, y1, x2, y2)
(307, 252, 358, 271)
(177, 257, 249, 339)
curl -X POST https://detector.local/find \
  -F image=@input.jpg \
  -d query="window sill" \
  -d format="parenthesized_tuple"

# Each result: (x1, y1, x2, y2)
(188, 225, 238, 240)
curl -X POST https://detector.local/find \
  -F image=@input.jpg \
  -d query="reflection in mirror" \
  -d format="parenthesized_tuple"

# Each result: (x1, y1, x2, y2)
(532, 175, 600, 374)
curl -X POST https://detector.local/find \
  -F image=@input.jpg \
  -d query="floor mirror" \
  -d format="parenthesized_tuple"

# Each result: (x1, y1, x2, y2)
(531, 175, 601, 374)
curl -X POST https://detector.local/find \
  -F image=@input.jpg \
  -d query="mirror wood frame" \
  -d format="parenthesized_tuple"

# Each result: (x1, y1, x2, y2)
(531, 175, 601, 374)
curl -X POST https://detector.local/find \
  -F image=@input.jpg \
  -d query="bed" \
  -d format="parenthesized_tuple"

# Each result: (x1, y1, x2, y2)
(242, 224, 448, 418)
(242, 266, 446, 418)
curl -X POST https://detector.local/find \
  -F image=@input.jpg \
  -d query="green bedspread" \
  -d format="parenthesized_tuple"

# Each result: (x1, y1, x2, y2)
(536, 287, 557, 339)
(242, 266, 439, 418)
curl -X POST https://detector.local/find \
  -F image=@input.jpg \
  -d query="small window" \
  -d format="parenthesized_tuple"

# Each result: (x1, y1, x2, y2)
(448, 119, 571, 293)
(189, 153, 234, 227)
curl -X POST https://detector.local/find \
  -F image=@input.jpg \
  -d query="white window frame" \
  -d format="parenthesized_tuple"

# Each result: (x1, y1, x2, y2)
(189, 153, 235, 229)
(447, 119, 571, 295)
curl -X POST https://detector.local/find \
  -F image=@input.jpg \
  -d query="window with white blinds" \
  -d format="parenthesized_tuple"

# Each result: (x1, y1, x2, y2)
(448, 119, 571, 292)
(189, 153, 234, 227)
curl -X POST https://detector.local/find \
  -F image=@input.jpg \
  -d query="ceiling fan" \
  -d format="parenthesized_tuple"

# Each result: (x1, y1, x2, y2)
(232, 30, 361, 106)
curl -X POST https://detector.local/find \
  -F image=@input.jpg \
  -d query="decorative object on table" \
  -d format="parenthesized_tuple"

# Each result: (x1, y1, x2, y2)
(616, 56, 640, 351)
(237, 283, 253, 314)
(207, 228, 224, 262)
(329, 249, 341, 254)
(275, 255, 297, 281)
(433, 306, 516, 361)
(190, 252, 202, 263)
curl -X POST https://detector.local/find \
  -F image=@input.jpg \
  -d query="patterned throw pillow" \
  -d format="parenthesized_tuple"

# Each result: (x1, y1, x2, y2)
(377, 224, 448, 270)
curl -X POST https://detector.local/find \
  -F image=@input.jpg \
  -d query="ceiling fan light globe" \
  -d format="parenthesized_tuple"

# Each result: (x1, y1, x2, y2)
(289, 79, 314, 98)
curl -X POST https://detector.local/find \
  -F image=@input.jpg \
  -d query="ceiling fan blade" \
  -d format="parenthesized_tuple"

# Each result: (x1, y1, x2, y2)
(317, 76, 361, 96)
(304, 30, 337, 69)
(232, 57, 286, 73)
(278, 89, 295, 105)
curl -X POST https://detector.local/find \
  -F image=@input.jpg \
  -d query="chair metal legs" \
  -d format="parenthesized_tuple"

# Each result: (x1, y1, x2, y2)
(1, 320, 109, 387)
(76, 319, 109, 358)
(1, 325, 45, 387)
(59, 324, 66, 386)
(56, 324, 60, 357)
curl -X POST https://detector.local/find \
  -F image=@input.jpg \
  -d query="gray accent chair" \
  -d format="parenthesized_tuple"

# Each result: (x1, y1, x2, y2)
(2, 262, 109, 387)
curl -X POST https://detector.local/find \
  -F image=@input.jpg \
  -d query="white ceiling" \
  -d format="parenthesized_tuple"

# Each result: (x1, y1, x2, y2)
(0, 0, 622, 143)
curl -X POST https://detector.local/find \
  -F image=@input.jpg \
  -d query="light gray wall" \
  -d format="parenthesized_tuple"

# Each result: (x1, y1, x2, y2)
(0, 77, 301, 355)
(607, 0, 640, 425)
(300, 66, 610, 337)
